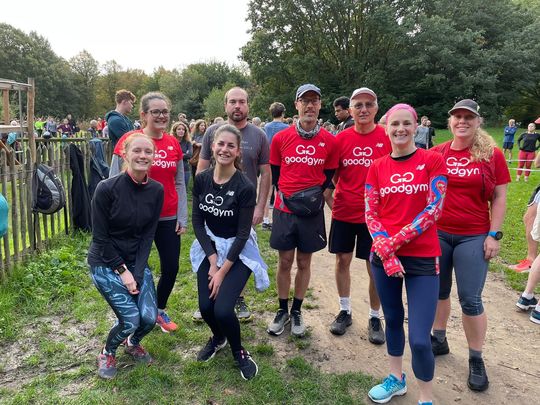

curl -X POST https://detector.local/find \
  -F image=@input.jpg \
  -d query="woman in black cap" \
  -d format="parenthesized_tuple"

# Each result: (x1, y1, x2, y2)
(430, 99, 511, 392)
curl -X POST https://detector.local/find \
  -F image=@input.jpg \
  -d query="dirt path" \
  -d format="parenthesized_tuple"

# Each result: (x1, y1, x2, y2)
(268, 208, 539, 404)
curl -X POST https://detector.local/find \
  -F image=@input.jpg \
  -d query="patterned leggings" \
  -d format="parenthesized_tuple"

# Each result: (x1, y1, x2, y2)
(90, 266, 157, 355)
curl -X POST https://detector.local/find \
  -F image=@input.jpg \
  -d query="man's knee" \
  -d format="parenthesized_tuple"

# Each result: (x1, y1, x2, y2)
(459, 295, 484, 316)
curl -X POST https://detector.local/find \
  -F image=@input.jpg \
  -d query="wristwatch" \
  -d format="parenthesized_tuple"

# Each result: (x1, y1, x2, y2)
(114, 264, 128, 275)
(488, 231, 503, 240)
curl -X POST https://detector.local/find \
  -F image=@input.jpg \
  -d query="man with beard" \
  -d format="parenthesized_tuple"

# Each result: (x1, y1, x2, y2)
(197, 87, 271, 320)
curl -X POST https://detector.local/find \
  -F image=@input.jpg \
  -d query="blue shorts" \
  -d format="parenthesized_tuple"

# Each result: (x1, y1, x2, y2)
(503, 142, 514, 150)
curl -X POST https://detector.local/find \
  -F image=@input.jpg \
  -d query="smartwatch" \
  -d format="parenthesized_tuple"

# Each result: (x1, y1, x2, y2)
(488, 231, 503, 240)
(114, 264, 128, 275)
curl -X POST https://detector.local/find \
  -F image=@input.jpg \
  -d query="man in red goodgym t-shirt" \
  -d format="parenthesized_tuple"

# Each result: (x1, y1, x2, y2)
(267, 84, 338, 338)
(327, 87, 391, 341)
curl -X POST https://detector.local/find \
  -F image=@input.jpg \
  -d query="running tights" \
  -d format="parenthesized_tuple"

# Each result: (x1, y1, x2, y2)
(155, 219, 181, 310)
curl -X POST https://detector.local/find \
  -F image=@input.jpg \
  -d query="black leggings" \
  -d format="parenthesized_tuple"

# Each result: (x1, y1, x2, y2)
(197, 258, 251, 353)
(155, 219, 181, 310)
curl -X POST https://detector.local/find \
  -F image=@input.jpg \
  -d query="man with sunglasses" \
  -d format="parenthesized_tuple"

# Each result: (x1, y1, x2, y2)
(327, 87, 391, 343)
(196, 87, 271, 321)
(105, 89, 136, 150)
(267, 84, 339, 337)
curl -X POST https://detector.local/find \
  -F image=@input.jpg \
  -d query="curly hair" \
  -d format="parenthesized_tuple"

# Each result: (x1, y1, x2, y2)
(170, 120, 191, 142)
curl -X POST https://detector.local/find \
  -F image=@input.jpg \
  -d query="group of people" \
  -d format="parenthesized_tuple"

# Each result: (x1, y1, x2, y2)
(88, 83, 515, 405)
(502, 119, 540, 182)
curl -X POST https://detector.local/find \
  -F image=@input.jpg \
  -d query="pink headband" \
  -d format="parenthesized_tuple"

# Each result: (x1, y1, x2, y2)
(385, 103, 418, 123)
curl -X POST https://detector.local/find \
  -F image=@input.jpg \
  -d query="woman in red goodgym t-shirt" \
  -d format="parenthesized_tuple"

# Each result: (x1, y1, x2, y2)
(365, 104, 447, 405)
(430, 100, 510, 393)
(111, 92, 188, 334)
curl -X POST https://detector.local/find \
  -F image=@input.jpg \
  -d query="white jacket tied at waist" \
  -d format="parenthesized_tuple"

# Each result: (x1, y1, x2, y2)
(190, 226, 270, 292)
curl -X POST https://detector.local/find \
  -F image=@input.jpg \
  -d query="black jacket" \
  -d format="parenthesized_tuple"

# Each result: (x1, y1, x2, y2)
(69, 144, 92, 231)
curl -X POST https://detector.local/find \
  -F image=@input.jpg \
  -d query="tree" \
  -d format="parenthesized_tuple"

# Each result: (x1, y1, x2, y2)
(69, 50, 100, 118)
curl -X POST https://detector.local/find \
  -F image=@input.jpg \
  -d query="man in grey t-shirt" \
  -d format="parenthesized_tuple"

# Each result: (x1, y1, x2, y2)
(196, 87, 271, 320)
(414, 116, 430, 149)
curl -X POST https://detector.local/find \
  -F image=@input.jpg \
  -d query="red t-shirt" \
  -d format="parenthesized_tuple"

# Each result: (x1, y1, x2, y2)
(270, 126, 339, 213)
(431, 142, 511, 235)
(333, 125, 391, 223)
(114, 130, 182, 218)
(366, 149, 446, 257)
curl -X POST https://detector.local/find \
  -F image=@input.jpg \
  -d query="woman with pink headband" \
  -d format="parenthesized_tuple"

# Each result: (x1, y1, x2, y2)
(364, 104, 447, 405)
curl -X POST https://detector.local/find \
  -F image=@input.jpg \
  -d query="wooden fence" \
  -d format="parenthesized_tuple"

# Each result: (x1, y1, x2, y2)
(0, 137, 111, 279)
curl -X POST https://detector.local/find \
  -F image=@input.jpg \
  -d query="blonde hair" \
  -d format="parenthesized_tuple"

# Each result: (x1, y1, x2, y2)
(121, 132, 155, 171)
(449, 117, 496, 162)
(171, 121, 191, 143)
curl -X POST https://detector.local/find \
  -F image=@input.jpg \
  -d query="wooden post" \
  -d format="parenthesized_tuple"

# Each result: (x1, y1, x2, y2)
(2, 90, 9, 125)
(27, 78, 36, 164)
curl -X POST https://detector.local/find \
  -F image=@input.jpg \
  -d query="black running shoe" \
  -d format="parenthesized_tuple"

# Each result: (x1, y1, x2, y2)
(197, 337, 227, 362)
(431, 335, 450, 356)
(468, 357, 489, 391)
(368, 317, 385, 345)
(329, 310, 353, 335)
(234, 348, 258, 380)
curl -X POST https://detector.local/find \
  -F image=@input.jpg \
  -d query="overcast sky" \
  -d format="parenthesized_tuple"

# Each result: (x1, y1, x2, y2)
(1, 0, 252, 73)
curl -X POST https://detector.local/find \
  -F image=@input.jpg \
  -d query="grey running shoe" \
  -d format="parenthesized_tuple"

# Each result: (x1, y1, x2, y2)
(97, 352, 117, 379)
(516, 295, 538, 311)
(368, 317, 385, 345)
(125, 344, 153, 364)
(267, 309, 290, 336)
(235, 297, 252, 321)
(431, 335, 450, 356)
(192, 309, 203, 321)
(290, 310, 306, 338)
(234, 348, 258, 380)
(197, 337, 227, 362)
(330, 310, 353, 335)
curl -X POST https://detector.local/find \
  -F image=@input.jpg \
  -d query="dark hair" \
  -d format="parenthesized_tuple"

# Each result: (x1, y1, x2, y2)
(213, 124, 242, 171)
(269, 102, 286, 118)
(333, 96, 350, 110)
(170, 121, 191, 142)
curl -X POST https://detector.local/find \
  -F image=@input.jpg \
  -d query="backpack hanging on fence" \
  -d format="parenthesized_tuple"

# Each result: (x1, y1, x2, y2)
(32, 164, 66, 214)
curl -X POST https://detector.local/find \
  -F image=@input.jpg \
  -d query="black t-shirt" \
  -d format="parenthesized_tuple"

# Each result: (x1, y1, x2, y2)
(518, 132, 540, 152)
(192, 169, 256, 262)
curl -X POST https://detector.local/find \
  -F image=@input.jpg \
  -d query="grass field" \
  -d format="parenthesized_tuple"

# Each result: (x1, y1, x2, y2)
(0, 126, 537, 404)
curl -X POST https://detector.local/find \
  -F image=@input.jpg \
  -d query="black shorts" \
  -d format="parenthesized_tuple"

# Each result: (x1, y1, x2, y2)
(270, 209, 327, 253)
(328, 219, 372, 260)
(528, 184, 540, 206)
(503, 142, 514, 150)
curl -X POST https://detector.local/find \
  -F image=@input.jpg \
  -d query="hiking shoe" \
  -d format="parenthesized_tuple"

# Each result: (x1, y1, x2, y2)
(125, 343, 153, 364)
(368, 317, 385, 345)
(197, 336, 228, 362)
(290, 310, 306, 338)
(368, 373, 407, 403)
(329, 310, 352, 335)
(192, 309, 203, 321)
(530, 309, 540, 324)
(156, 311, 178, 332)
(97, 352, 117, 379)
(235, 297, 252, 321)
(468, 357, 489, 391)
(267, 309, 290, 336)
(516, 295, 538, 311)
(508, 259, 532, 273)
(234, 348, 258, 380)
(431, 335, 450, 356)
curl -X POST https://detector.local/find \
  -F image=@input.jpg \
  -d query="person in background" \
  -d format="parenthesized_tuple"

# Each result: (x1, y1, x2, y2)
(252, 117, 262, 127)
(333, 96, 354, 134)
(379, 114, 387, 129)
(503, 119, 518, 161)
(413, 116, 430, 149)
(365, 103, 446, 405)
(34, 117, 45, 137)
(171, 120, 193, 190)
(96, 117, 105, 136)
(516, 123, 540, 182)
(426, 120, 436, 148)
(191, 124, 267, 380)
(88, 120, 99, 138)
(263, 102, 290, 230)
(88, 132, 164, 379)
(190, 119, 207, 183)
(57, 118, 72, 137)
(46, 116, 57, 137)
(431, 99, 510, 393)
(106, 89, 136, 150)
(110, 92, 188, 334)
